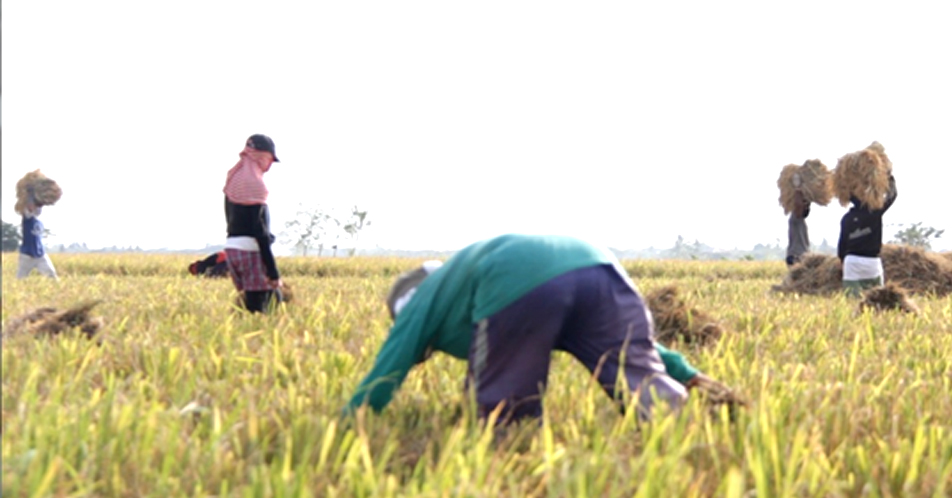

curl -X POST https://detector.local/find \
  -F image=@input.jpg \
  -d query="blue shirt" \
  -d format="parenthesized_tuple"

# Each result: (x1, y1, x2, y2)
(20, 215, 46, 257)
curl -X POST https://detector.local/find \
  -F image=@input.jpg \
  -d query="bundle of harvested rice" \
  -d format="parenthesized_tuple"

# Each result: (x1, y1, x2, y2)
(833, 141, 893, 209)
(645, 285, 723, 346)
(859, 283, 920, 314)
(880, 245, 952, 296)
(772, 245, 952, 296)
(686, 374, 748, 421)
(14, 170, 63, 215)
(772, 253, 843, 295)
(1, 301, 103, 342)
(777, 159, 833, 213)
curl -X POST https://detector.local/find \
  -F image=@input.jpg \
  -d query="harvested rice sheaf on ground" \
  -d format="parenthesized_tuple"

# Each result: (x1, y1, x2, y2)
(859, 283, 920, 314)
(833, 141, 892, 210)
(773, 245, 952, 296)
(773, 253, 843, 295)
(778, 160, 833, 214)
(645, 285, 723, 346)
(14, 169, 63, 215)
(1, 301, 103, 342)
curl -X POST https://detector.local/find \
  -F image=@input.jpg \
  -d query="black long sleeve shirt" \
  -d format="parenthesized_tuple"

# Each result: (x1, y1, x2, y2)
(225, 196, 280, 280)
(837, 176, 897, 261)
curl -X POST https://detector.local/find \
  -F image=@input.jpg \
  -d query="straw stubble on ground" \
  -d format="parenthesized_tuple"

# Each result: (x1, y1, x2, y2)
(2, 253, 951, 497)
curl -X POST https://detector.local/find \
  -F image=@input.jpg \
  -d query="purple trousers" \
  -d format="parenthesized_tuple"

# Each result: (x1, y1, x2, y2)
(467, 265, 687, 423)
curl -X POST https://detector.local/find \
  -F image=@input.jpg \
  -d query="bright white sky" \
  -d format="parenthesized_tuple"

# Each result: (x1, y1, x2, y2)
(2, 1, 950, 254)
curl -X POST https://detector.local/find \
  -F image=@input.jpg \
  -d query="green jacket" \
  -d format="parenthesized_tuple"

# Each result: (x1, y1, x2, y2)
(345, 234, 699, 414)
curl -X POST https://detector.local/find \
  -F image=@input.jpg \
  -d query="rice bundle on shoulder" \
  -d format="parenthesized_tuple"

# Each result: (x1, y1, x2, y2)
(14, 170, 62, 215)
(833, 141, 892, 210)
(777, 159, 833, 214)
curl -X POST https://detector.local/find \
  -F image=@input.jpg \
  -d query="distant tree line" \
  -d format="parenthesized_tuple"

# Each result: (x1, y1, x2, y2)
(3, 217, 946, 256)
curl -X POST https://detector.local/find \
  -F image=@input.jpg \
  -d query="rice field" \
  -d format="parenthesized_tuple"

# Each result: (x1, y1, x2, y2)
(2, 253, 951, 497)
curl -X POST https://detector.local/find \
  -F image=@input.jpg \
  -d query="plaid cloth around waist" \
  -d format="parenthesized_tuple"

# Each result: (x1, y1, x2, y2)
(225, 248, 272, 291)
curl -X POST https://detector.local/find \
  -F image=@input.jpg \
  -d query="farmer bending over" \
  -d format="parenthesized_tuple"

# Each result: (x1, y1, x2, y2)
(344, 234, 727, 424)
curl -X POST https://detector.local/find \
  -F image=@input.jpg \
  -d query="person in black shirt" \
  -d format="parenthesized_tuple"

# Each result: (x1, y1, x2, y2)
(222, 135, 284, 312)
(837, 174, 897, 297)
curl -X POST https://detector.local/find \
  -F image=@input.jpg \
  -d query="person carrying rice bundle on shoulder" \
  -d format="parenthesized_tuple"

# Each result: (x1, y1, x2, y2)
(834, 142, 898, 297)
(223, 134, 284, 313)
(343, 234, 737, 425)
(14, 170, 62, 280)
(786, 189, 811, 267)
(777, 160, 832, 268)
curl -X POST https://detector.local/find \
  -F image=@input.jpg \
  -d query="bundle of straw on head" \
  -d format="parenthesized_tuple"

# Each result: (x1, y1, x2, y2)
(777, 160, 832, 213)
(833, 142, 892, 209)
(777, 164, 801, 214)
(14, 170, 62, 215)
(799, 159, 833, 205)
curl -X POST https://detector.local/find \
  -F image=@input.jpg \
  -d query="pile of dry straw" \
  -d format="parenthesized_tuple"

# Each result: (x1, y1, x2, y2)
(15, 170, 62, 215)
(1, 301, 104, 343)
(833, 141, 893, 209)
(777, 159, 833, 214)
(773, 245, 952, 297)
(859, 283, 920, 315)
(645, 285, 724, 346)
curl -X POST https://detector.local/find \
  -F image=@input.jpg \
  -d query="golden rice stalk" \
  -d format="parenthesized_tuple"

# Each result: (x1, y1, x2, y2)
(833, 141, 892, 209)
(14, 170, 62, 215)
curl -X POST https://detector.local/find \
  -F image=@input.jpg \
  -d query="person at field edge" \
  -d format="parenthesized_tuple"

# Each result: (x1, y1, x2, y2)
(837, 174, 897, 297)
(343, 234, 728, 424)
(188, 251, 229, 278)
(785, 188, 811, 267)
(17, 197, 59, 280)
(223, 134, 283, 313)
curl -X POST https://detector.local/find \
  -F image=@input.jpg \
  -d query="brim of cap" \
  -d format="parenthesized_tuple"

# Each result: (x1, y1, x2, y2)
(386, 267, 430, 319)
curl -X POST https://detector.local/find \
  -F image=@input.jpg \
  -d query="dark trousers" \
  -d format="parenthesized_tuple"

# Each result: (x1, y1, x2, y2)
(467, 265, 687, 424)
(241, 290, 277, 313)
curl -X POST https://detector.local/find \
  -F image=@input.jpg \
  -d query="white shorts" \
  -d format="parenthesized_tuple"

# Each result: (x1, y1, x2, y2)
(17, 253, 59, 279)
(842, 255, 884, 281)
